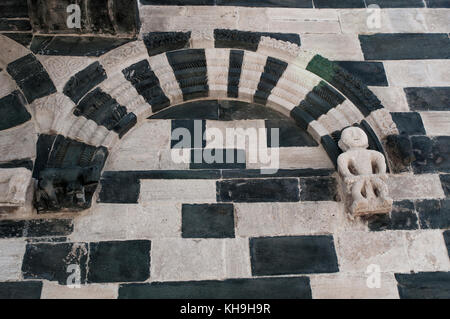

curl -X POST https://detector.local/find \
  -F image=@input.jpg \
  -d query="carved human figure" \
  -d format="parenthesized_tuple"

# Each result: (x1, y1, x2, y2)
(337, 127, 393, 216)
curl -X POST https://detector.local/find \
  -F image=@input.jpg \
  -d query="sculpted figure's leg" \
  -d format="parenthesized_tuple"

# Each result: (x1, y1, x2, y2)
(8, 175, 28, 204)
(372, 177, 393, 205)
(351, 179, 369, 212)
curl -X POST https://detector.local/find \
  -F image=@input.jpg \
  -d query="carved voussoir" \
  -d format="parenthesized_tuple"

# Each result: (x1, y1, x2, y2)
(337, 127, 393, 218)
(0, 168, 32, 210)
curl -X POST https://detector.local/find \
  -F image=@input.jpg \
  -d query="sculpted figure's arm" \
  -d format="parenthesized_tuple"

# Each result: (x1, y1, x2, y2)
(372, 152, 387, 174)
(338, 154, 353, 177)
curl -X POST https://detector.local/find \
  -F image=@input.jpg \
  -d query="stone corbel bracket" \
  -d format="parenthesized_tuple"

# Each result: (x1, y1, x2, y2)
(0, 168, 33, 212)
(337, 127, 393, 218)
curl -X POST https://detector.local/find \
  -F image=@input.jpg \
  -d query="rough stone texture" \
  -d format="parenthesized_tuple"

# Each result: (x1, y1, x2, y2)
(420, 112, 450, 136)
(388, 174, 445, 200)
(310, 273, 399, 299)
(0, 122, 36, 163)
(0, 281, 42, 299)
(41, 282, 118, 299)
(70, 203, 181, 242)
(140, 180, 217, 203)
(0, 240, 26, 281)
(150, 238, 251, 281)
(396, 272, 450, 299)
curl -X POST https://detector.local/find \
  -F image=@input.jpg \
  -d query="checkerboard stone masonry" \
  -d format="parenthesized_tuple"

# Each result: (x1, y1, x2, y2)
(0, 0, 450, 299)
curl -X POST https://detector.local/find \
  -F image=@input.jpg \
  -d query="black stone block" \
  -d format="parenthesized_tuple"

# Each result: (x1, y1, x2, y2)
(166, 49, 209, 101)
(119, 276, 312, 299)
(386, 134, 415, 172)
(217, 178, 300, 202)
(171, 119, 206, 149)
(404, 87, 450, 111)
(88, 240, 151, 283)
(122, 59, 170, 112)
(300, 177, 338, 201)
(359, 33, 450, 60)
(64, 62, 107, 103)
(365, 0, 424, 7)
(0, 0, 28, 18)
(0, 90, 31, 130)
(412, 136, 450, 174)
(114, 112, 137, 138)
(140, 0, 214, 4)
(150, 100, 219, 120)
(440, 174, 450, 197)
(98, 175, 140, 204)
(31, 36, 132, 56)
(314, 0, 365, 7)
(416, 199, 450, 229)
(290, 107, 315, 130)
(221, 168, 333, 179)
(0, 159, 34, 170)
(2, 33, 33, 47)
(103, 170, 221, 180)
(182, 204, 235, 238)
(33, 134, 57, 179)
(254, 57, 288, 105)
(190, 149, 246, 170)
(336, 61, 388, 86)
(22, 243, 88, 284)
(368, 200, 418, 231)
(143, 32, 191, 56)
(396, 272, 450, 299)
(426, 0, 450, 8)
(250, 235, 339, 276)
(321, 135, 341, 168)
(0, 219, 73, 239)
(7, 54, 56, 103)
(217, 0, 312, 7)
(228, 50, 244, 98)
(444, 231, 450, 257)
(219, 100, 286, 121)
(214, 29, 300, 51)
(0, 282, 42, 299)
(391, 112, 426, 136)
(265, 119, 318, 147)
(75, 88, 130, 131)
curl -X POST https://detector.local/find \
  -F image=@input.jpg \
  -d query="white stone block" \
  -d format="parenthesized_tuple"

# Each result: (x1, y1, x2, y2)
(41, 282, 118, 299)
(0, 239, 26, 281)
(139, 180, 217, 203)
(421, 111, 450, 136)
(387, 174, 445, 200)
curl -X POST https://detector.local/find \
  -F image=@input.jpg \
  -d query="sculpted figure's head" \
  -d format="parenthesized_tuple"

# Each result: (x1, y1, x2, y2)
(338, 127, 369, 151)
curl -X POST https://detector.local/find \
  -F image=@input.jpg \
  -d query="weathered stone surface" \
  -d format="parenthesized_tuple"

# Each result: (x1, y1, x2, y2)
(31, 36, 132, 57)
(70, 203, 180, 242)
(391, 112, 426, 136)
(0, 239, 26, 281)
(140, 180, 217, 203)
(250, 235, 339, 276)
(420, 111, 450, 136)
(0, 219, 73, 239)
(41, 282, 118, 299)
(235, 202, 361, 237)
(64, 62, 107, 104)
(0, 167, 32, 209)
(368, 87, 410, 112)
(336, 231, 410, 272)
(405, 230, 450, 272)
(360, 33, 450, 60)
(412, 136, 450, 173)
(384, 60, 430, 87)
(0, 91, 31, 130)
(300, 177, 337, 201)
(404, 87, 450, 111)
(0, 0, 28, 18)
(0, 122, 36, 165)
(444, 231, 450, 257)
(119, 276, 312, 299)
(368, 200, 419, 231)
(396, 272, 450, 299)
(217, 178, 300, 202)
(150, 238, 250, 281)
(310, 273, 399, 299)
(416, 199, 450, 229)
(29, 0, 139, 36)
(182, 204, 235, 238)
(440, 174, 450, 197)
(22, 242, 89, 284)
(336, 61, 388, 87)
(301, 34, 364, 60)
(98, 175, 140, 204)
(0, 281, 42, 299)
(87, 240, 151, 283)
(388, 174, 445, 200)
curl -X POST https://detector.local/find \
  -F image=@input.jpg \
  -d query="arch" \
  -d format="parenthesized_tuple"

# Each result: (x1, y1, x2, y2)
(0, 33, 400, 213)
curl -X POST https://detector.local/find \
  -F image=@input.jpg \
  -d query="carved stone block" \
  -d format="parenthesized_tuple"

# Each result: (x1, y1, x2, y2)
(0, 168, 32, 209)
(337, 127, 393, 217)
